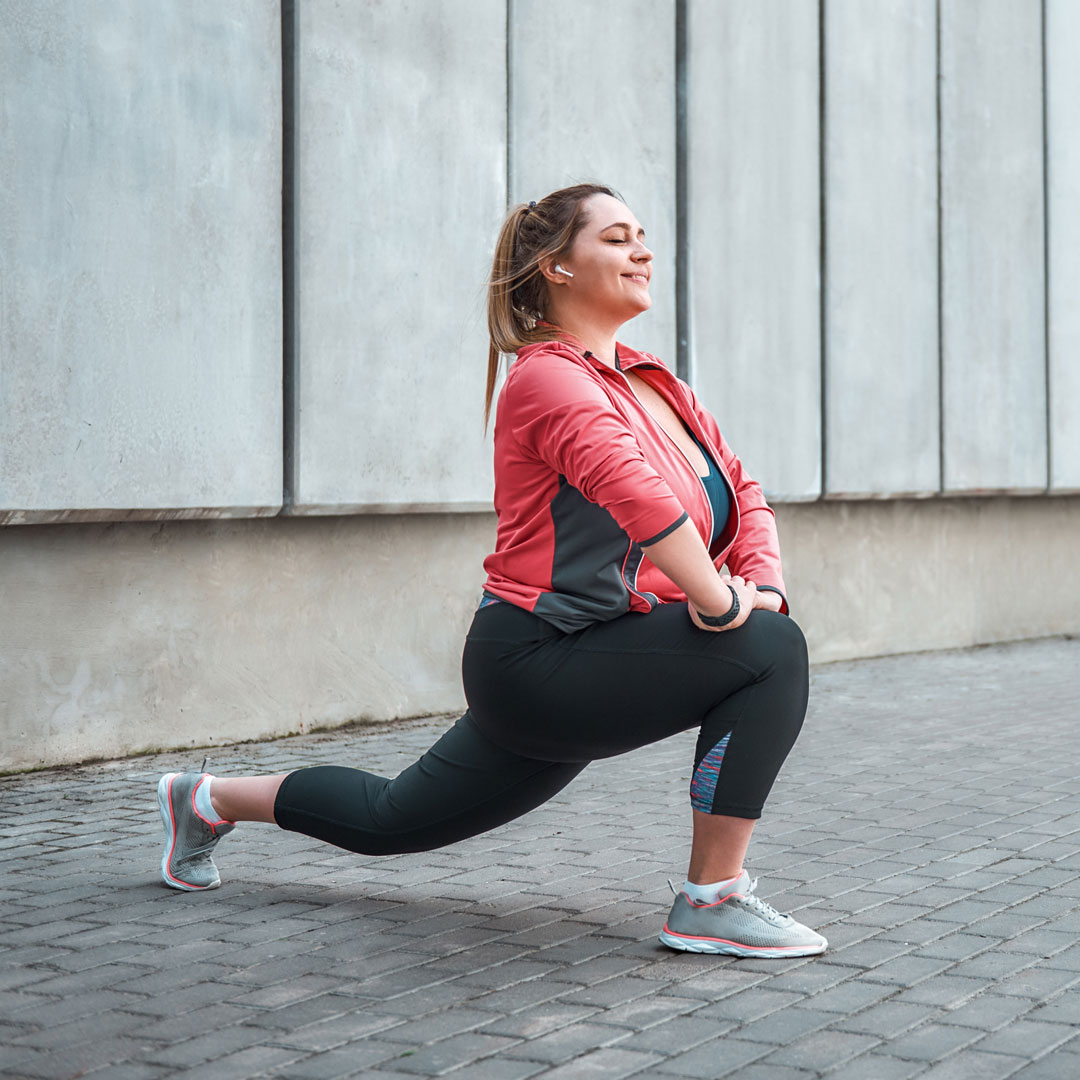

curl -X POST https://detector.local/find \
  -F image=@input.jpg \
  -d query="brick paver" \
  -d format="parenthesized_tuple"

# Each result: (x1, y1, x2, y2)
(2, 635, 1079, 1078)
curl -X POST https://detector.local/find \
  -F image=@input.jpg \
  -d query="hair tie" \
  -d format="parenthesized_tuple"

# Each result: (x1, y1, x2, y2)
(526, 200, 537, 213)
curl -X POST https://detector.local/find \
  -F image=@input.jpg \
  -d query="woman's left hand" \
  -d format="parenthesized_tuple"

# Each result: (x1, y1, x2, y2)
(750, 587, 783, 613)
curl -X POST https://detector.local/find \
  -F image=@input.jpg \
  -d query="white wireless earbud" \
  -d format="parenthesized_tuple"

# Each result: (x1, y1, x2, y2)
(554, 264, 574, 278)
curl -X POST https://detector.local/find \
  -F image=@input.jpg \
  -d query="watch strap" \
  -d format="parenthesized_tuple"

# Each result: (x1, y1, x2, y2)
(693, 584, 740, 628)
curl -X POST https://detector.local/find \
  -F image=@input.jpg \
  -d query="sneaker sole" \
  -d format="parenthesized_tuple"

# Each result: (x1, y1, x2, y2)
(158, 773, 220, 891)
(658, 928, 827, 958)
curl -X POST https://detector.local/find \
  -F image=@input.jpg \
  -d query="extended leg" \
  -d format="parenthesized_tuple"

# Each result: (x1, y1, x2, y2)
(272, 712, 588, 855)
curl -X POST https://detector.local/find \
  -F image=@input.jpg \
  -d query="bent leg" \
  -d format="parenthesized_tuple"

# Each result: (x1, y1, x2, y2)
(273, 712, 587, 855)
(690, 610, 810, 819)
(467, 603, 809, 819)
(465, 601, 808, 886)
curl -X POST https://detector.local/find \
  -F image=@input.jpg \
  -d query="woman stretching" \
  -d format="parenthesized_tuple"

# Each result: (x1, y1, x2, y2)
(157, 183, 827, 958)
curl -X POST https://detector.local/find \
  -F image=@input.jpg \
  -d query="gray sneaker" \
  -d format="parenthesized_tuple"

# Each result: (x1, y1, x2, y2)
(158, 772, 235, 891)
(659, 871, 827, 957)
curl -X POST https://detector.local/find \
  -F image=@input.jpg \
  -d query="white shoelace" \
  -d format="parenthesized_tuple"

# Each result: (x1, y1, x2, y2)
(738, 878, 792, 924)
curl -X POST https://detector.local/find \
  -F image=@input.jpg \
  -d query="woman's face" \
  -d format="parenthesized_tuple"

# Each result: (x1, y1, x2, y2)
(558, 193, 653, 323)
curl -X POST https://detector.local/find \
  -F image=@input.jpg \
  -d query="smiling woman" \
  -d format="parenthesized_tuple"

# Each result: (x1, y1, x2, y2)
(157, 182, 828, 961)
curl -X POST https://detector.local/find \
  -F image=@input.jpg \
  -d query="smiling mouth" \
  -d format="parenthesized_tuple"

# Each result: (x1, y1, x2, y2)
(623, 273, 650, 285)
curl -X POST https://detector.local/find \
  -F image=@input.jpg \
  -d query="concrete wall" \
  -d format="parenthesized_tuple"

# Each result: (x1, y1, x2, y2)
(778, 497, 1080, 660)
(1047, 0, 1080, 492)
(3, 0, 1075, 516)
(511, 0, 677, 363)
(940, 0, 1046, 494)
(824, 0, 939, 497)
(4, 496, 1079, 772)
(688, 0, 821, 500)
(0, 514, 495, 771)
(290, 0, 504, 513)
(0, 1, 282, 523)
(4, 2, 1080, 768)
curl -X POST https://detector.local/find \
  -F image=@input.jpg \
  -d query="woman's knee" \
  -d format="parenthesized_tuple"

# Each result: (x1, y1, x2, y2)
(748, 609, 809, 682)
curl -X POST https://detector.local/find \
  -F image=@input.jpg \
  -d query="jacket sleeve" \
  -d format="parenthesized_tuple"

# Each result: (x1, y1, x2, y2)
(682, 381, 789, 614)
(506, 354, 688, 546)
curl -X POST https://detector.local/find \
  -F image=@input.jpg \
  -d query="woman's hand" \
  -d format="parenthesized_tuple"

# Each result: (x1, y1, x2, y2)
(688, 575, 757, 632)
(752, 588, 783, 613)
(640, 520, 775, 632)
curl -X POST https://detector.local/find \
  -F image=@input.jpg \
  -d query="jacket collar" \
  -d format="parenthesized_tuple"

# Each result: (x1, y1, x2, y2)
(516, 337, 666, 376)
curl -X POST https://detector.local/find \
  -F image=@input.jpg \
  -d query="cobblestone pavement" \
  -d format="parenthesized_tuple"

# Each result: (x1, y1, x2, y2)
(2, 636, 1079, 1080)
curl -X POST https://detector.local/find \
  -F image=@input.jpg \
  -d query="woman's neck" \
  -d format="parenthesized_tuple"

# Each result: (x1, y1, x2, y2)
(545, 310, 621, 368)
(584, 340, 618, 368)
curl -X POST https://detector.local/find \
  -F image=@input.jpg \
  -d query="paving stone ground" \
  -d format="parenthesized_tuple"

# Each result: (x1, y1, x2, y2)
(2, 635, 1079, 1080)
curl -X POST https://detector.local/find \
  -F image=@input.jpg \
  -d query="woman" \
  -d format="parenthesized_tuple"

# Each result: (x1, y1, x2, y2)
(158, 183, 826, 958)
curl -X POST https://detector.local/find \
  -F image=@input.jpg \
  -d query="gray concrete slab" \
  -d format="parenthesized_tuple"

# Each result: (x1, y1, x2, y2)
(824, 0, 940, 498)
(0, 513, 495, 772)
(0, 1, 282, 524)
(291, 0, 504, 514)
(941, 0, 1047, 494)
(8, 496, 1080, 772)
(510, 0, 677, 365)
(3, 635, 1080, 1077)
(1046, 0, 1080, 493)
(774, 496, 1080, 662)
(687, 0, 821, 501)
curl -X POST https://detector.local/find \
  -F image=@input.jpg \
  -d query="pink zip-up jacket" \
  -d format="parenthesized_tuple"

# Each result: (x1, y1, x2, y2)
(482, 339, 788, 632)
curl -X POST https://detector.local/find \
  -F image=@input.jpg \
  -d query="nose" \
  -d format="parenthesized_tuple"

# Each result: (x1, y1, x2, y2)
(633, 241, 653, 263)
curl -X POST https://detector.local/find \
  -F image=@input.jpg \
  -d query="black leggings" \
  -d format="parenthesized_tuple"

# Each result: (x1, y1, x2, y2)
(274, 601, 809, 855)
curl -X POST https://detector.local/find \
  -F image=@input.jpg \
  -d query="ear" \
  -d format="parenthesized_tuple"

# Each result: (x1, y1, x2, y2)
(538, 258, 570, 285)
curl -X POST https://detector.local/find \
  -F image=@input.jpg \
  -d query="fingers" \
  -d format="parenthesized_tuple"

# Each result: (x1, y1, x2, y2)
(752, 589, 782, 612)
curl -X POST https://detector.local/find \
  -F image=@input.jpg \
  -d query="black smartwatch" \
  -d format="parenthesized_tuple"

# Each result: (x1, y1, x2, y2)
(693, 584, 740, 628)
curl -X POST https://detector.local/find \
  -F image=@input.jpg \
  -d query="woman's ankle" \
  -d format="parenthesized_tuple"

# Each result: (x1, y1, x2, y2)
(210, 774, 290, 824)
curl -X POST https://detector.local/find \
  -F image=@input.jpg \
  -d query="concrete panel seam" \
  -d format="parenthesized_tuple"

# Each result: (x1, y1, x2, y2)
(506, 0, 513, 205)
(282, 0, 297, 514)
(819, 0, 828, 500)
(936, 0, 945, 495)
(675, 0, 689, 382)
(1042, 0, 1052, 492)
